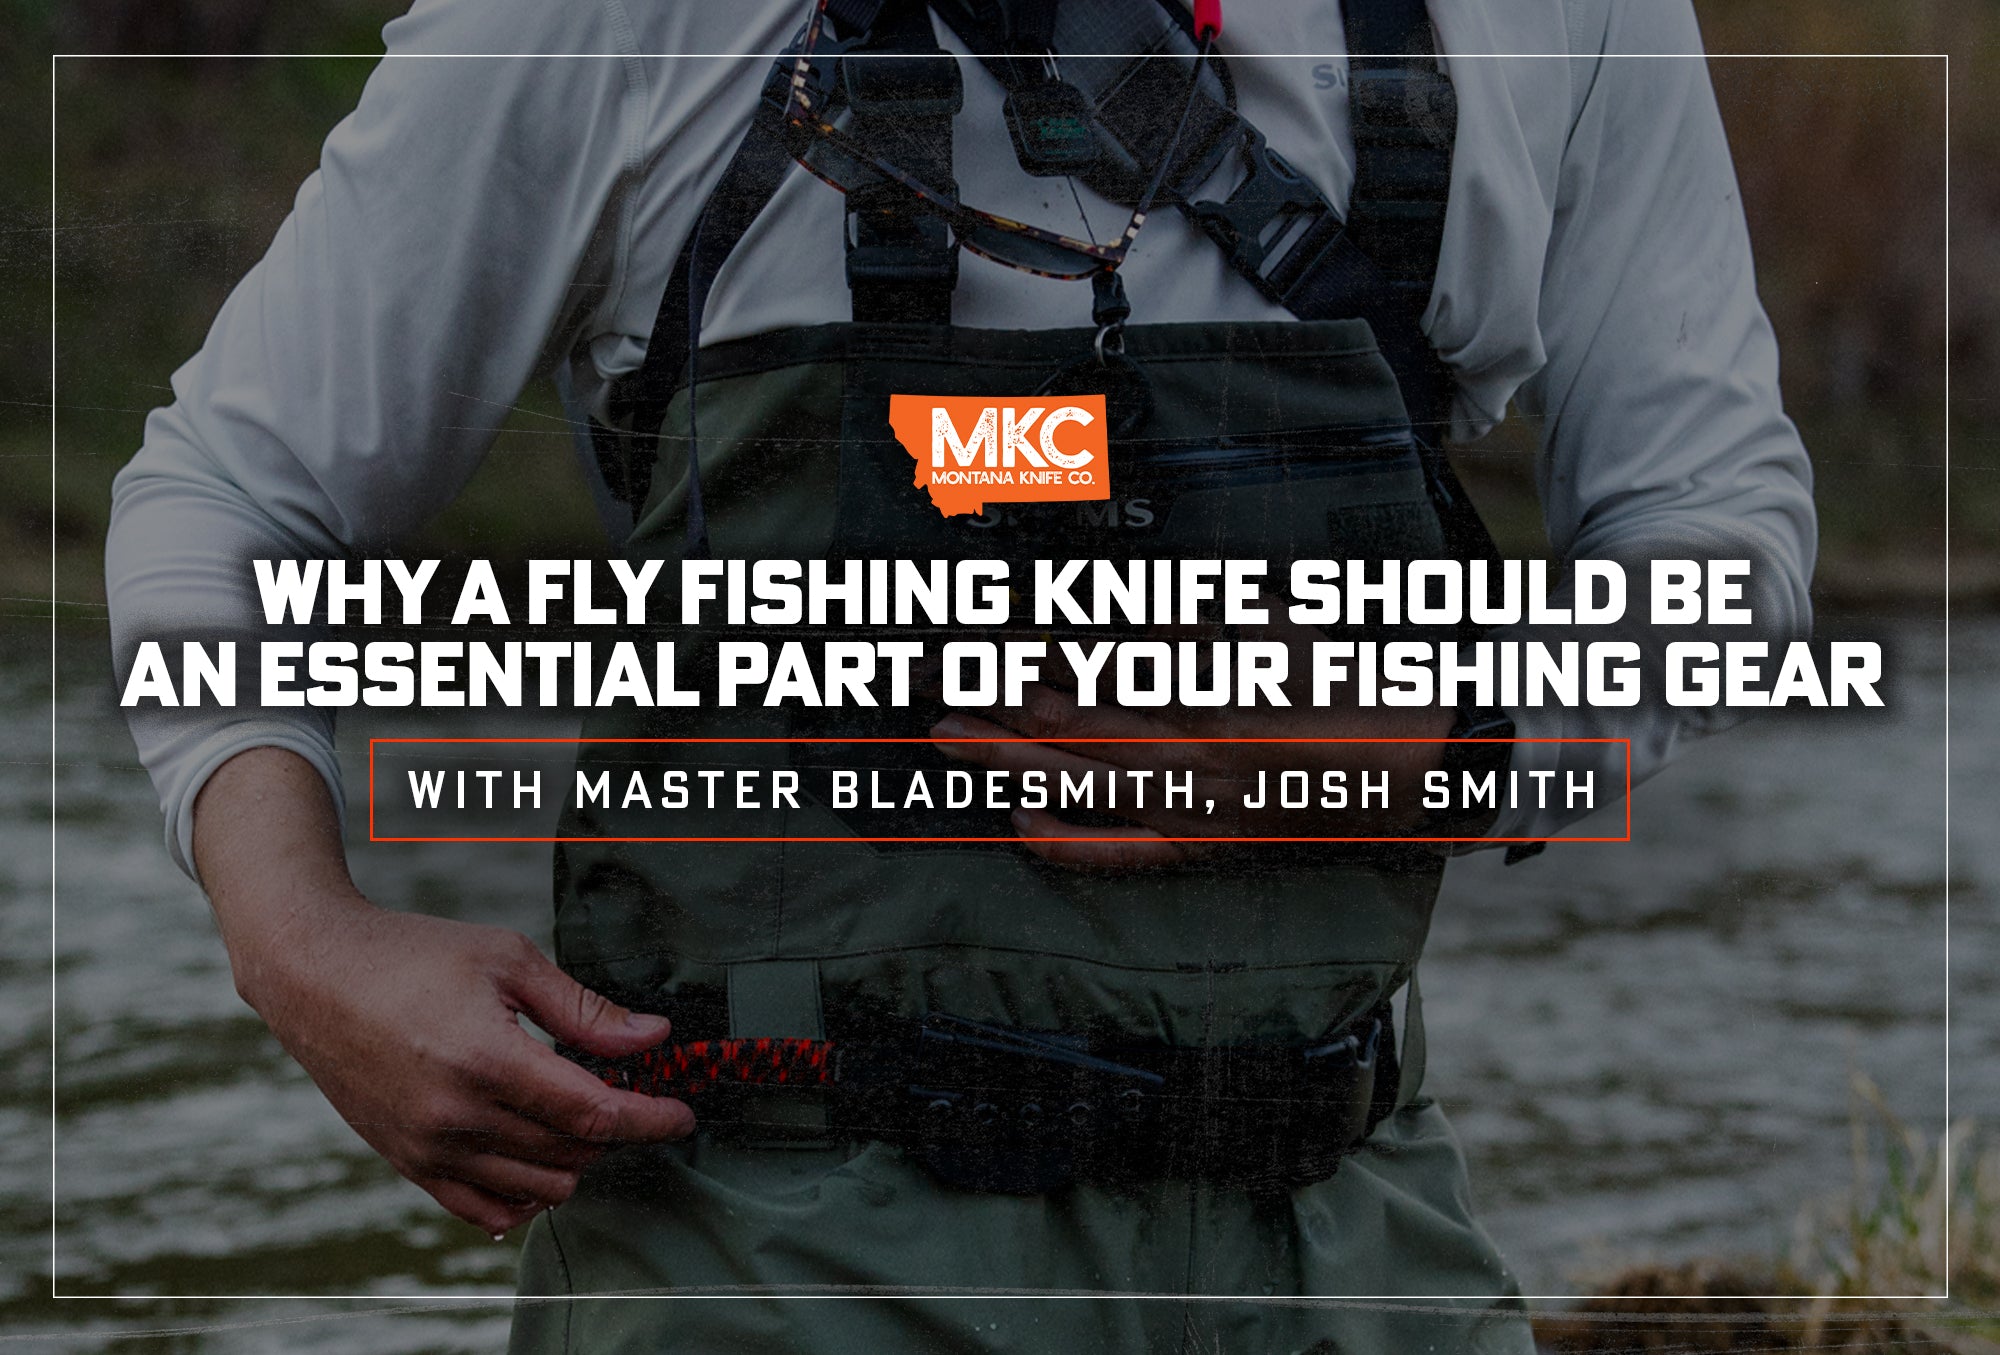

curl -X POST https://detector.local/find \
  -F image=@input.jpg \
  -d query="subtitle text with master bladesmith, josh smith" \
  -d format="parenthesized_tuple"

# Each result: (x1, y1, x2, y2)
(399, 761, 1600, 822)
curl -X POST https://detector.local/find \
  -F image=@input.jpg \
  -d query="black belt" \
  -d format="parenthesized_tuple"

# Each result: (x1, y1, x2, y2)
(574, 1005, 1398, 1194)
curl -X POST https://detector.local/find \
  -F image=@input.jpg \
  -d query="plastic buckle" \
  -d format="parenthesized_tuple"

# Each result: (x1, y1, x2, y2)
(842, 53, 964, 121)
(1261, 1016, 1383, 1188)
(1090, 269, 1131, 363)
(1186, 126, 1339, 301)
(1296, 1019, 1376, 1095)
(845, 212, 959, 292)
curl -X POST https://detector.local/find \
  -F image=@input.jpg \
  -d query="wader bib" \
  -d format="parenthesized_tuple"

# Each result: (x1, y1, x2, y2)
(513, 1, 1533, 1348)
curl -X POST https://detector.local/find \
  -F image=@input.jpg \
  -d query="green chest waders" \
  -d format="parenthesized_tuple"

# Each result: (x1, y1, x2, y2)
(511, 2, 1535, 1350)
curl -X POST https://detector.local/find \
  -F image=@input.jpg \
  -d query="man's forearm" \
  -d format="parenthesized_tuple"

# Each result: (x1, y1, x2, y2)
(183, 749, 692, 1235)
(192, 745, 374, 1012)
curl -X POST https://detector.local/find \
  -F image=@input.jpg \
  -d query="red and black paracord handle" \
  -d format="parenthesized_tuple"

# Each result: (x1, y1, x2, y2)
(592, 1038, 838, 1099)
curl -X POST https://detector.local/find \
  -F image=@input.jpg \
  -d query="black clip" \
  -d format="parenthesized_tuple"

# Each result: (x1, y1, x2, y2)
(845, 211, 960, 295)
(1004, 78, 1101, 177)
(1185, 126, 1341, 301)
(1089, 269, 1131, 362)
(1299, 1015, 1379, 1088)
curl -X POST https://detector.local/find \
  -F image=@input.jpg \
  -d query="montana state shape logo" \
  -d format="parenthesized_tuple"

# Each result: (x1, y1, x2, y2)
(887, 395, 1110, 517)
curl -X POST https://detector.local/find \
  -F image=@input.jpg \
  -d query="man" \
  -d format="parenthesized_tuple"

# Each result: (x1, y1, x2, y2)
(107, 0, 1814, 1349)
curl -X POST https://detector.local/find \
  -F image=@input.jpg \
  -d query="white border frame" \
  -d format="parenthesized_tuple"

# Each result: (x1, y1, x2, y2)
(46, 47, 1955, 1311)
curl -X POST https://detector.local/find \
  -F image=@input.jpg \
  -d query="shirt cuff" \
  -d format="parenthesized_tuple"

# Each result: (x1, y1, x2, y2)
(166, 724, 347, 885)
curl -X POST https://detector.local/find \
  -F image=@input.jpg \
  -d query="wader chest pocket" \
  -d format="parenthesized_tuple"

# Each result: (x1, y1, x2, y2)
(821, 319, 1445, 568)
(620, 319, 1455, 844)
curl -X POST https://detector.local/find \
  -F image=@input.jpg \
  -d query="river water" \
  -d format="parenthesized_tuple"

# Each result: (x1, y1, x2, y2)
(3, 612, 1986, 1351)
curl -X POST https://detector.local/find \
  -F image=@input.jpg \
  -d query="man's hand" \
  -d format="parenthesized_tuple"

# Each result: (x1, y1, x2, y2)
(241, 901, 692, 1236)
(933, 684, 1455, 870)
(194, 748, 692, 1237)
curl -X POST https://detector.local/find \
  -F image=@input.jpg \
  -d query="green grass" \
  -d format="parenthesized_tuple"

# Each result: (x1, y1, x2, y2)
(1535, 1081, 2000, 1355)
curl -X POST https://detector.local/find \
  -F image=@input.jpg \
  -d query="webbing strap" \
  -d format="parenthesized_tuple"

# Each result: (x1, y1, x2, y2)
(1343, 0, 1432, 58)
(843, 0, 961, 324)
(827, 0, 888, 33)
(585, 4, 966, 532)
(1009, 0, 1060, 53)
(726, 958, 831, 1135)
(1340, 0, 1455, 353)
(727, 959, 827, 1040)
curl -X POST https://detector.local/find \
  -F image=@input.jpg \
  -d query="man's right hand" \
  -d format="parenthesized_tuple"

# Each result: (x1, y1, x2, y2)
(241, 901, 694, 1236)
(193, 747, 693, 1237)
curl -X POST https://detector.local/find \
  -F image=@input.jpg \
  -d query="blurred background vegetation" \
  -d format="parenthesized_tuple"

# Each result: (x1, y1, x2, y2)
(0, 4, 1989, 1350)
(1, 0, 1989, 615)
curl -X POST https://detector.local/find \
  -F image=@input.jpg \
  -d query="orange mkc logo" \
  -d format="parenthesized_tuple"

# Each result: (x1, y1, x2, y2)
(888, 394, 1109, 518)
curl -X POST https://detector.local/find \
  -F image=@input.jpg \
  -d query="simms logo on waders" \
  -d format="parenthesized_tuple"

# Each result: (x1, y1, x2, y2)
(888, 394, 1109, 517)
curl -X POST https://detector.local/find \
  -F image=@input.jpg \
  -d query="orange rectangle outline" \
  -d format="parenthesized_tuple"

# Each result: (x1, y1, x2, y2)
(367, 736, 1633, 845)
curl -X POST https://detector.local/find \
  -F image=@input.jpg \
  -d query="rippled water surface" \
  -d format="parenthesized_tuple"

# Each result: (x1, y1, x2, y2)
(3, 613, 1986, 1350)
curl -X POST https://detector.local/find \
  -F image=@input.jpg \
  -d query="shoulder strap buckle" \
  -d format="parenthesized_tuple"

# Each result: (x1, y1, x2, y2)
(1185, 126, 1340, 299)
(846, 208, 960, 294)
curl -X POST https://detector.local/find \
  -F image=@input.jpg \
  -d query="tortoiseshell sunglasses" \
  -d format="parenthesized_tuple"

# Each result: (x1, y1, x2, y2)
(782, 0, 1216, 280)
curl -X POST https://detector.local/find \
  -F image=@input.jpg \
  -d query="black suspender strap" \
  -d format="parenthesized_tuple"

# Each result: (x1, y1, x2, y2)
(1343, 0, 1456, 288)
(841, 0, 962, 324)
(589, 0, 908, 530)
(589, 1, 957, 525)
(1011, 0, 1061, 51)
(1333, 0, 1457, 419)
(826, 0, 889, 32)
(1332, 0, 1487, 560)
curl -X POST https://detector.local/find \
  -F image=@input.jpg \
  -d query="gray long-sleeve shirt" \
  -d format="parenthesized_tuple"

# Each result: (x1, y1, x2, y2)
(106, 0, 1816, 877)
